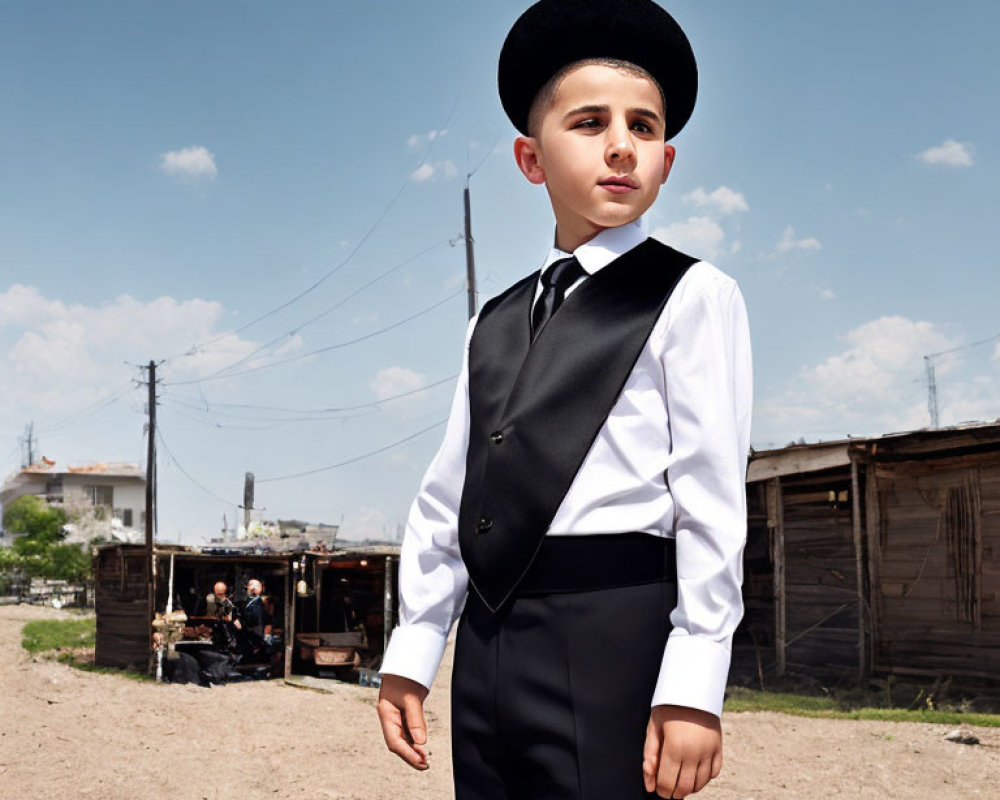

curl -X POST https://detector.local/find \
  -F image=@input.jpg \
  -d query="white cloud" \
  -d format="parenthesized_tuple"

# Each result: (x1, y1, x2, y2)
(370, 366, 426, 401)
(0, 284, 264, 416)
(369, 366, 435, 419)
(410, 160, 458, 183)
(159, 145, 218, 180)
(410, 164, 435, 182)
(820, 288, 836, 301)
(406, 129, 448, 150)
(753, 316, 1000, 446)
(683, 185, 749, 215)
(776, 225, 821, 253)
(916, 139, 974, 168)
(652, 216, 726, 259)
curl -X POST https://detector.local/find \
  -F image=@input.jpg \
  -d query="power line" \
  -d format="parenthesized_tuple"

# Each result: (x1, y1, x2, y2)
(156, 426, 239, 508)
(257, 419, 447, 483)
(34, 380, 136, 436)
(162, 373, 459, 420)
(159, 400, 378, 430)
(182, 237, 454, 383)
(923, 331, 1000, 428)
(166, 287, 464, 386)
(163, 97, 462, 364)
(467, 129, 503, 179)
(926, 332, 1000, 360)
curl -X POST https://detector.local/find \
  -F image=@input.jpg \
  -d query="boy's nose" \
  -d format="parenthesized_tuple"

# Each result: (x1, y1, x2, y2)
(605, 127, 636, 168)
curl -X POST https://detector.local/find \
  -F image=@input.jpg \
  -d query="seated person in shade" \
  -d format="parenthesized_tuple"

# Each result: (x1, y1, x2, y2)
(204, 581, 233, 620)
(235, 578, 273, 640)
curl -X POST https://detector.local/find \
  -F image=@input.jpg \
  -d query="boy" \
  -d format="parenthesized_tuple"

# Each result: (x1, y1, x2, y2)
(377, 1, 752, 798)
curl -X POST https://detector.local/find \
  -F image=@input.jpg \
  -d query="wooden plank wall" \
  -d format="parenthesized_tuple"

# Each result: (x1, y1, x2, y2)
(780, 473, 859, 675)
(873, 454, 1000, 679)
(731, 482, 774, 684)
(94, 547, 150, 670)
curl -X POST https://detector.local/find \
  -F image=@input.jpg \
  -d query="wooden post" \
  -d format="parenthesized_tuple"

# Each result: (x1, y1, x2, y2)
(147, 550, 157, 676)
(850, 454, 868, 681)
(383, 556, 394, 659)
(284, 564, 295, 677)
(864, 462, 882, 676)
(314, 556, 323, 632)
(766, 478, 786, 677)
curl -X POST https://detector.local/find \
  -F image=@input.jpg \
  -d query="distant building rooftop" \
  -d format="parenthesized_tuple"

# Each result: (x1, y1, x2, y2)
(16, 460, 144, 479)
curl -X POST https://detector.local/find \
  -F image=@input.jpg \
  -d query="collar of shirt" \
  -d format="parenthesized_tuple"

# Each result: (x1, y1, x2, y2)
(539, 216, 649, 278)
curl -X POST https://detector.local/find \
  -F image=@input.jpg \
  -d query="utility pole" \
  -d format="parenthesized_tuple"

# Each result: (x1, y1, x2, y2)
(924, 355, 939, 429)
(145, 361, 157, 552)
(463, 180, 478, 320)
(19, 422, 37, 468)
(143, 360, 158, 673)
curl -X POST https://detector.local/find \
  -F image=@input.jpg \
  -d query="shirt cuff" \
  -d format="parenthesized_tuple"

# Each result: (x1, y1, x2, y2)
(651, 631, 732, 718)
(379, 623, 449, 692)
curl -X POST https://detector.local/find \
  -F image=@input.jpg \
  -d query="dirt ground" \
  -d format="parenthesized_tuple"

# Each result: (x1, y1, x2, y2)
(1, 605, 998, 800)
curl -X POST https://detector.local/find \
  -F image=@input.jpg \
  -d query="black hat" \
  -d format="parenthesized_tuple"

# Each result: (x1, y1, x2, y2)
(498, 0, 697, 141)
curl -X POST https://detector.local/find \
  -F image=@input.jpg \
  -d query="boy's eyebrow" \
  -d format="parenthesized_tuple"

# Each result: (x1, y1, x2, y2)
(563, 104, 664, 125)
(632, 107, 664, 125)
(563, 104, 610, 118)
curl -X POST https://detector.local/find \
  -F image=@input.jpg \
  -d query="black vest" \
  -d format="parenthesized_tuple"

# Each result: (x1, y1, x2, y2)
(457, 238, 695, 611)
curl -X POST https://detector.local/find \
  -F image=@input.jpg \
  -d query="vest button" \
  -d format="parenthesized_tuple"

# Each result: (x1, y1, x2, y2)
(476, 516, 493, 534)
(490, 430, 504, 444)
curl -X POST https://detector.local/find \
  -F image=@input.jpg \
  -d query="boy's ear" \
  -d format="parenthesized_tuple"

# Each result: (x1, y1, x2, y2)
(514, 136, 546, 185)
(660, 144, 676, 185)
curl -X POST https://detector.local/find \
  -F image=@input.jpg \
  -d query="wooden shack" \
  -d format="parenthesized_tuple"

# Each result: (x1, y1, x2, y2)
(738, 421, 1000, 686)
(292, 547, 398, 675)
(93, 542, 399, 679)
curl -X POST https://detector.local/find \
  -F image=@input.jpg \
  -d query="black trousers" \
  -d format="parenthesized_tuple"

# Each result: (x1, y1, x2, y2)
(452, 575, 677, 800)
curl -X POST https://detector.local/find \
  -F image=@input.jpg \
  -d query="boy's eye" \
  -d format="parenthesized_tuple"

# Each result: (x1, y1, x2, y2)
(630, 120, 653, 134)
(572, 118, 602, 130)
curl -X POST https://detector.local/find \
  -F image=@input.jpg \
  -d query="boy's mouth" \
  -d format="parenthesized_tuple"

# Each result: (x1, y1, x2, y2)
(598, 176, 639, 193)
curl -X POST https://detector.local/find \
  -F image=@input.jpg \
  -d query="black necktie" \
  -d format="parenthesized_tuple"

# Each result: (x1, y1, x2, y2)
(531, 256, 586, 342)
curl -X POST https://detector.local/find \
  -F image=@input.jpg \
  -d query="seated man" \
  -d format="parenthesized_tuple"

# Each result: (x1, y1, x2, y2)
(234, 578, 273, 661)
(204, 581, 233, 621)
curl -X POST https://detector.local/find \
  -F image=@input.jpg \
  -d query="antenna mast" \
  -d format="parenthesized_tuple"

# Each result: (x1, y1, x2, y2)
(924, 355, 939, 429)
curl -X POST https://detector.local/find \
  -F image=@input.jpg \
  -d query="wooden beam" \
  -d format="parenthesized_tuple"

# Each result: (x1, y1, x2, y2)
(748, 444, 852, 483)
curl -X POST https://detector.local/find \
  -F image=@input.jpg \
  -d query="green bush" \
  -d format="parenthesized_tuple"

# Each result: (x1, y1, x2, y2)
(2, 495, 89, 582)
(3, 495, 68, 543)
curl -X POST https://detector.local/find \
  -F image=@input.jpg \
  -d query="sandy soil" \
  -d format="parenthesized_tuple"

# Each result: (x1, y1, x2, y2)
(1, 604, 998, 800)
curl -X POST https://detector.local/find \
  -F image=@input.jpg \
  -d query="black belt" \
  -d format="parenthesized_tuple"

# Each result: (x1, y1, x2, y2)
(515, 532, 676, 596)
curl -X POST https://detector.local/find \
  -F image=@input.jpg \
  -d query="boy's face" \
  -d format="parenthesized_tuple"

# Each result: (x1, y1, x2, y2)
(514, 63, 675, 250)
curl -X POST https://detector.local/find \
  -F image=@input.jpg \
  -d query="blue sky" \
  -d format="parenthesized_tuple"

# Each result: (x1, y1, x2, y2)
(1, 1, 998, 542)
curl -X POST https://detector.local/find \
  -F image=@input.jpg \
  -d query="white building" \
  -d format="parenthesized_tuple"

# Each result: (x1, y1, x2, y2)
(0, 460, 146, 545)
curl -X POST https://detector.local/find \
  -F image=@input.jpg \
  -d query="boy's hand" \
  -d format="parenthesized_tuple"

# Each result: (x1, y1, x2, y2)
(642, 704, 722, 798)
(377, 674, 431, 770)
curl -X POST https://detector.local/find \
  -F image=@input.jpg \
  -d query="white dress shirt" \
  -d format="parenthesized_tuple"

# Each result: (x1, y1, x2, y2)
(380, 216, 753, 719)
